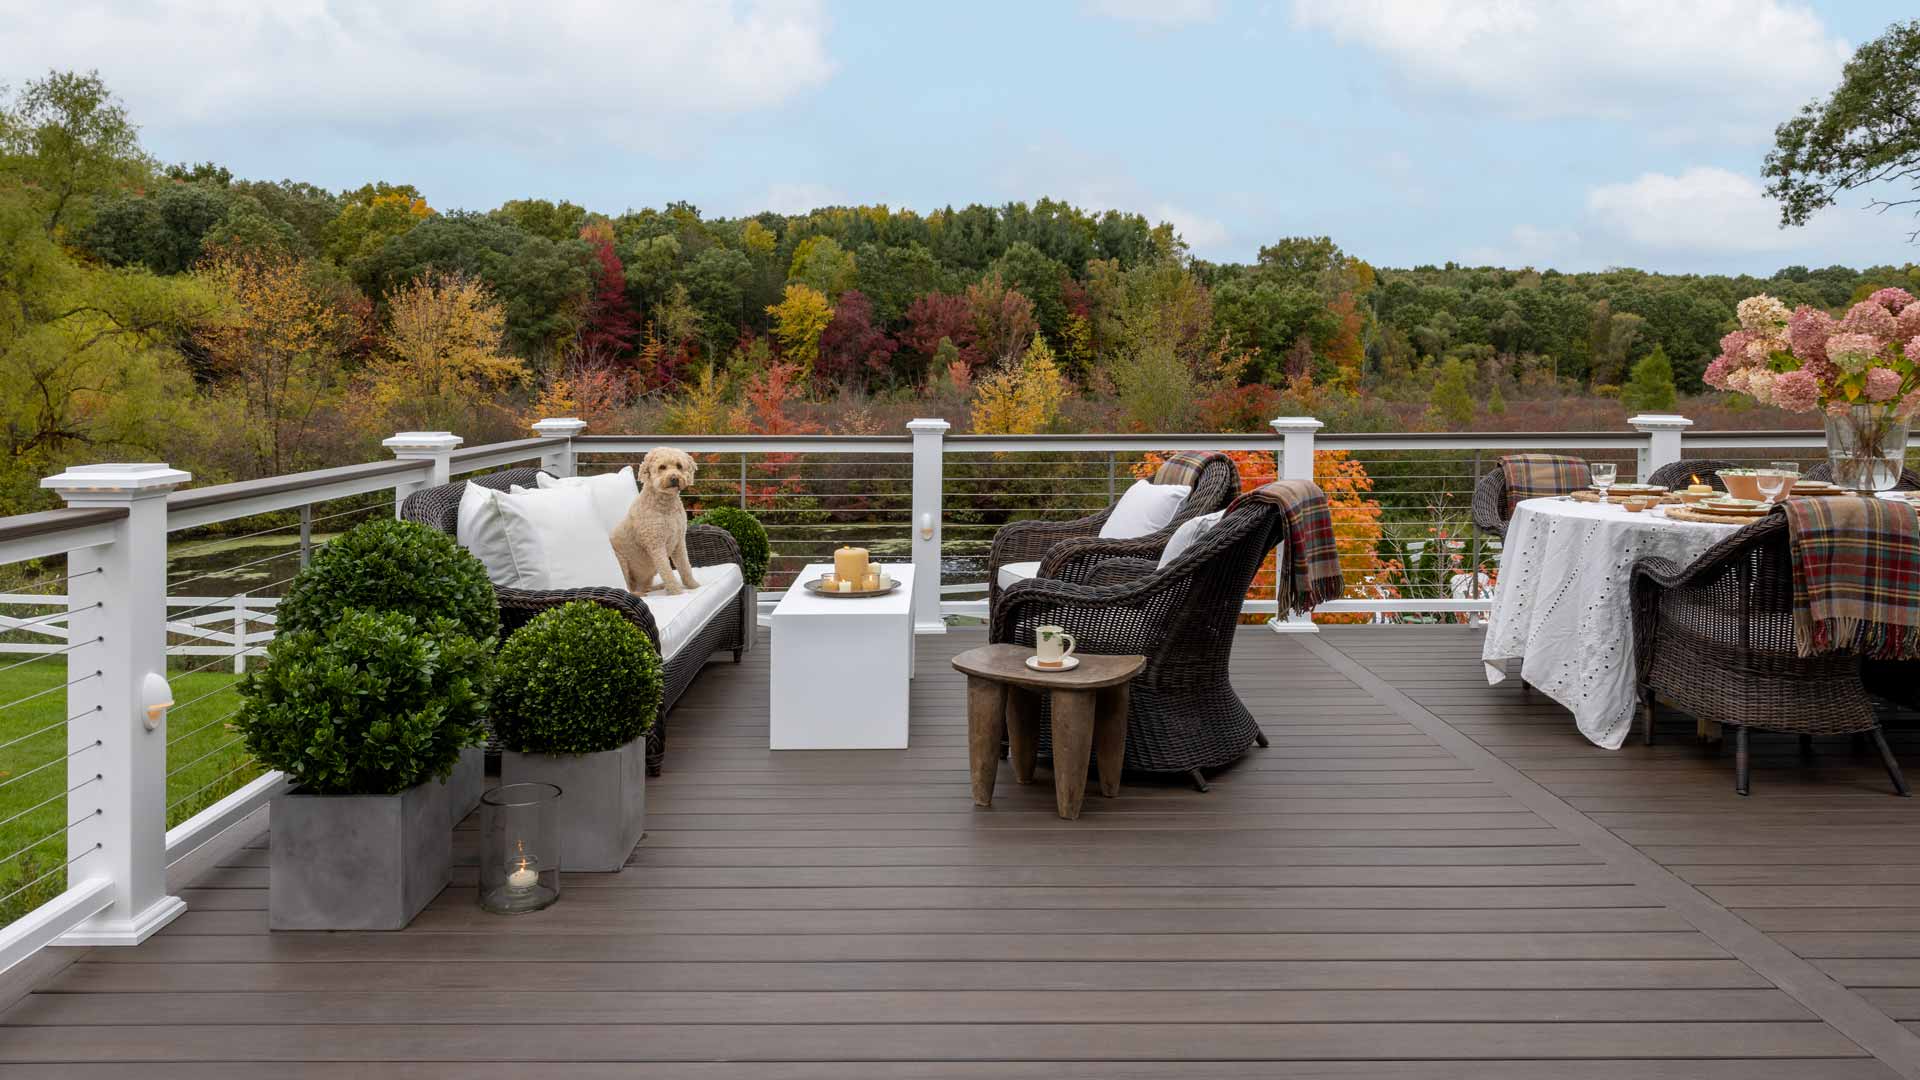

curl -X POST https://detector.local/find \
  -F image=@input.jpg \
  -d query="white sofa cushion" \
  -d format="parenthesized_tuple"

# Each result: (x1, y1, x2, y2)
(1099, 479, 1190, 539)
(534, 466, 637, 536)
(640, 562, 743, 661)
(1158, 509, 1226, 568)
(996, 560, 1042, 591)
(457, 481, 517, 586)
(488, 484, 625, 590)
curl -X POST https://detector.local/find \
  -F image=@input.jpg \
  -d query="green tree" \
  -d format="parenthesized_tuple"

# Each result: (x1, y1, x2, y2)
(1765, 20, 1920, 241)
(322, 182, 431, 271)
(1427, 358, 1475, 428)
(0, 70, 149, 236)
(491, 197, 587, 242)
(79, 181, 233, 273)
(1621, 344, 1678, 413)
(787, 235, 857, 299)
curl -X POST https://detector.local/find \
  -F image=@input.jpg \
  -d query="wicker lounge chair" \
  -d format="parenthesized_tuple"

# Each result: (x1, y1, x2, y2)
(400, 467, 754, 775)
(1629, 514, 1908, 796)
(988, 490, 1295, 791)
(1646, 459, 1740, 491)
(987, 455, 1239, 618)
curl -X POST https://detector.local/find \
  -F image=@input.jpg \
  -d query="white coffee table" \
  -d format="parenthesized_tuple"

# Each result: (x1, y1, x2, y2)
(769, 563, 916, 749)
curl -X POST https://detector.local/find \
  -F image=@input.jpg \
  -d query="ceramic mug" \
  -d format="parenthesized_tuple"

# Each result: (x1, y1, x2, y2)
(1035, 625, 1077, 666)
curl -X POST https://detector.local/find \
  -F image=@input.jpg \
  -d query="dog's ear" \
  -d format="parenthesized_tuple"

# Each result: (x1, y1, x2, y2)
(640, 448, 663, 474)
(681, 452, 697, 480)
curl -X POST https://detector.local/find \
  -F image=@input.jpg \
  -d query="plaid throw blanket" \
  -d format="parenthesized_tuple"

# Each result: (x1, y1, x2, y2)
(1780, 496, 1920, 659)
(1501, 454, 1592, 515)
(1153, 450, 1229, 489)
(1228, 480, 1345, 615)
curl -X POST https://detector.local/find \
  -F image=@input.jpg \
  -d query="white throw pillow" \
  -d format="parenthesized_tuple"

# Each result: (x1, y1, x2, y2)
(489, 484, 626, 590)
(1099, 479, 1191, 539)
(456, 482, 517, 586)
(1158, 509, 1226, 568)
(534, 466, 637, 536)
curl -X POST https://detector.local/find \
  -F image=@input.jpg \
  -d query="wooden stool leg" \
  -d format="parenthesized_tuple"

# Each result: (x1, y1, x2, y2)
(1050, 690, 1097, 820)
(1006, 688, 1039, 785)
(966, 676, 1008, 807)
(1094, 683, 1128, 798)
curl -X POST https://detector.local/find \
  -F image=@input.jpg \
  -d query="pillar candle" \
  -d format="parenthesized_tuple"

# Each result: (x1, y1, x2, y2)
(834, 546, 869, 584)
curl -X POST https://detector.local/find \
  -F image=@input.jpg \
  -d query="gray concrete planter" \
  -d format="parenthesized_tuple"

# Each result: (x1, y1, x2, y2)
(502, 736, 646, 872)
(269, 779, 451, 930)
(445, 745, 484, 827)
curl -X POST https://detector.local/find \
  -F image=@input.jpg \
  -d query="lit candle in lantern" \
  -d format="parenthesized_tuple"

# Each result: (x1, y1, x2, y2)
(507, 841, 537, 894)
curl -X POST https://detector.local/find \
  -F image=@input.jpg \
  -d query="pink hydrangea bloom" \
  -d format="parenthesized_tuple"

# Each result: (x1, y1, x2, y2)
(1868, 287, 1915, 313)
(1829, 400, 1857, 419)
(1827, 332, 1882, 373)
(1800, 352, 1838, 382)
(1865, 367, 1903, 402)
(1745, 336, 1781, 365)
(1702, 355, 1732, 389)
(1717, 329, 1754, 367)
(1745, 369, 1776, 405)
(1770, 369, 1821, 412)
(1725, 368, 1752, 392)
(1838, 300, 1898, 344)
(1908, 335, 1920, 363)
(1788, 305, 1833, 363)
(1898, 388, 1920, 422)
(1902, 305, 1920, 341)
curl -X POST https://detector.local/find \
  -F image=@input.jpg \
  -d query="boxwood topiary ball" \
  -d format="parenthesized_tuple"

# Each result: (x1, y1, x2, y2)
(691, 505, 770, 588)
(235, 608, 491, 795)
(277, 517, 498, 643)
(490, 601, 663, 756)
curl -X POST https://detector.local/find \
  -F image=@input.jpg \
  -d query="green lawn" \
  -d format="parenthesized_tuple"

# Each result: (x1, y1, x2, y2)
(0, 657, 257, 925)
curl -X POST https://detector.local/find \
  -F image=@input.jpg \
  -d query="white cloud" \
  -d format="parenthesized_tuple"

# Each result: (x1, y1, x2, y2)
(1586, 166, 1799, 252)
(1081, 0, 1222, 27)
(1289, 0, 1847, 134)
(1465, 223, 1581, 267)
(0, 0, 835, 151)
(1154, 203, 1230, 250)
(752, 182, 852, 216)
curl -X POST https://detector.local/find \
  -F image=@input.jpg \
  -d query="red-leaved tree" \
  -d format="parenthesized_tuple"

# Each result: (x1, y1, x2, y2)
(577, 230, 641, 362)
(817, 289, 898, 387)
(901, 292, 976, 369)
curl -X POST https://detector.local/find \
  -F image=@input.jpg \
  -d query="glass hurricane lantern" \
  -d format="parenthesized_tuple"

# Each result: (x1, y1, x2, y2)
(479, 782, 562, 914)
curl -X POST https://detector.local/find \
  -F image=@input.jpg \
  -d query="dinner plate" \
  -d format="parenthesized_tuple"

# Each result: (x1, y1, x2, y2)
(1604, 483, 1667, 494)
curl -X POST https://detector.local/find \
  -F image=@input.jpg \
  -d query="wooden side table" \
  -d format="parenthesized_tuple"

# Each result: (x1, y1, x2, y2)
(951, 644, 1146, 820)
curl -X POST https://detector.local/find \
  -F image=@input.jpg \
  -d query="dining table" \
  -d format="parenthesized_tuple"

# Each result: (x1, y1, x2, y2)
(1481, 496, 1746, 749)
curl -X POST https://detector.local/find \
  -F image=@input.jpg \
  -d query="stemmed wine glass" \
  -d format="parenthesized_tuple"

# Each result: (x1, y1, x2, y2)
(1590, 462, 1617, 500)
(1757, 461, 1800, 506)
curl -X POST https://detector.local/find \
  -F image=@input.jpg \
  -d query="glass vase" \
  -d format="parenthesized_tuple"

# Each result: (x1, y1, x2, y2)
(1826, 404, 1910, 492)
(479, 782, 561, 914)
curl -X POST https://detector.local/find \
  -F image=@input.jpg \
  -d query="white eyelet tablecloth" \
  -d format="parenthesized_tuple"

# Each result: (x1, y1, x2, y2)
(1481, 498, 1744, 749)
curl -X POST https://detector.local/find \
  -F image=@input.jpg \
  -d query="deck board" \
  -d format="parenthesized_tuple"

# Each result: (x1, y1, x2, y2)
(4, 625, 1917, 1075)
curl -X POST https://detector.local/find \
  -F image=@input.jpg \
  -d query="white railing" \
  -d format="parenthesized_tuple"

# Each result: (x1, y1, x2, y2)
(0, 412, 1841, 974)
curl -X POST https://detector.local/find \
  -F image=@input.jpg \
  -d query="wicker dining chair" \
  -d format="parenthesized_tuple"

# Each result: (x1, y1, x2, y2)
(1471, 458, 1594, 540)
(986, 454, 1240, 617)
(1804, 461, 1920, 491)
(989, 491, 1303, 791)
(1646, 459, 1740, 492)
(400, 467, 753, 776)
(1629, 514, 1909, 797)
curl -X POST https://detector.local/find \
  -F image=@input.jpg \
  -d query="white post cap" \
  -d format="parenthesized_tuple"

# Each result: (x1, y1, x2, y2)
(907, 418, 952, 434)
(1628, 414, 1694, 430)
(532, 417, 589, 438)
(42, 463, 191, 495)
(382, 431, 464, 454)
(1269, 416, 1325, 434)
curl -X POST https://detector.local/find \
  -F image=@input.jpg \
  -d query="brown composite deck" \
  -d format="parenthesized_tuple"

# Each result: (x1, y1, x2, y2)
(5, 625, 1920, 1077)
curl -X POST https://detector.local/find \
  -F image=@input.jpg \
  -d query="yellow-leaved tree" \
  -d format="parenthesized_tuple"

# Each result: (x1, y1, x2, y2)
(765, 283, 834, 376)
(969, 333, 1066, 435)
(191, 247, 354, 477)
(353, 271, 527, 439)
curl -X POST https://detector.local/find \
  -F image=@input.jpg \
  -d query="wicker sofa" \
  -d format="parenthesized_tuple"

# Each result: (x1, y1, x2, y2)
(1629, 513, 1908, 797)
(989, 490, 1292, 790)
(400, 467, 754, 775)
(987, 455, 1240, 617)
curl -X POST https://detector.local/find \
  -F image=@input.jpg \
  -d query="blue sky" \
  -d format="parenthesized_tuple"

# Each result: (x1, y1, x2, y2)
(5, 1, 1914, 274)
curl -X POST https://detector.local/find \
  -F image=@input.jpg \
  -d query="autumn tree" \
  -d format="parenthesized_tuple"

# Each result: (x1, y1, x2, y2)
(192, 246, 356, 476)
(965, 274, 1038, 367)
(322, 182, 431, 270)
(576, 225, 640, 361)
(816, 288, 896, 386)
(353, 271, 528, 437)
(787, 235, 857, 299)
(766, 282, 834, 375)
(970, 333, 1066, 435)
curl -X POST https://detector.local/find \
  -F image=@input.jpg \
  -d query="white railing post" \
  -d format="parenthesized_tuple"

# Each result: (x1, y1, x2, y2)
(43, 463, 191, 947)
(1629, 414, 1692, 480)
(383, 431, 463, 517)
(1269, 418, 1324, 635)
(532, 417, 589, 477)
(1272, 416, 1323, 482)
(907, 418, 949, 635)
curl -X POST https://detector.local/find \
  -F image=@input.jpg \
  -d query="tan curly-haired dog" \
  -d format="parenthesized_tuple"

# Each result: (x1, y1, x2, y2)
(611, 447, 701, 595)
